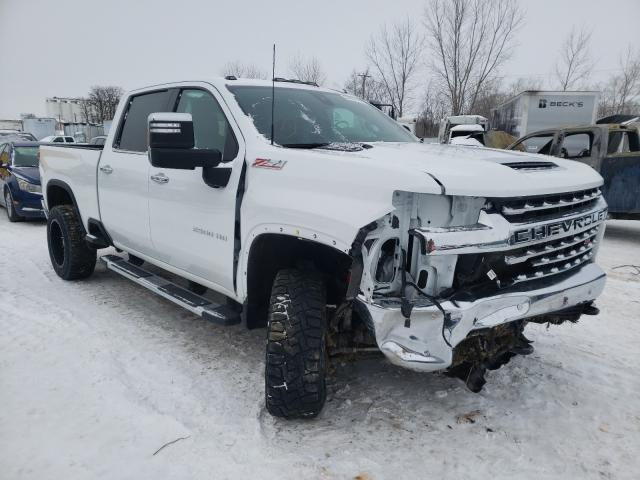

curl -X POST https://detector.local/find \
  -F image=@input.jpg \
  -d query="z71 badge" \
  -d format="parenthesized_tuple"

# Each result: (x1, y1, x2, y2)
(252, 158, 287, 170)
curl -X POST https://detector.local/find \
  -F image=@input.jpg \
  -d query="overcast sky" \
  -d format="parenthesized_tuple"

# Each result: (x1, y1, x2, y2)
(0, 0, 638, 119)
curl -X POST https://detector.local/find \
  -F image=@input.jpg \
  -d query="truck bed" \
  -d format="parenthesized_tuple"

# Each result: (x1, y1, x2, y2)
(39, 144, 104, 231)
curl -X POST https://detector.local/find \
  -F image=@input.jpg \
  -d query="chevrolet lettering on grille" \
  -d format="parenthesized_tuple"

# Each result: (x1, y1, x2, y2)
(512, 209, 607, 244)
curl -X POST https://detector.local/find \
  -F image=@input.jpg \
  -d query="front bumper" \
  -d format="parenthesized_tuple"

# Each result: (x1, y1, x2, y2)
(358, 262, 606, 372)
(14, 194, 45, 218)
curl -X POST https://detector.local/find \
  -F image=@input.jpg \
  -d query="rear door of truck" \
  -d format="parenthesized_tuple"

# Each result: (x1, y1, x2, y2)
(98, 89, 175, 256)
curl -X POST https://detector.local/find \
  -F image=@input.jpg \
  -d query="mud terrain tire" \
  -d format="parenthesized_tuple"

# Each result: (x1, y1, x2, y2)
(47, 205, 96, 280)
(265, 268, 327, 419)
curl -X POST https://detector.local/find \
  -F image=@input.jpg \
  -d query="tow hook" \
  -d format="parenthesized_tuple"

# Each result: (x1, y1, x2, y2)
(582, 302, 600, 316)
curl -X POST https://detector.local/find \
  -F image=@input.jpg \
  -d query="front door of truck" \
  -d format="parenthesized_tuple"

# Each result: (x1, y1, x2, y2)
(147, 86, 244, 294)
(98, 89, 174, 256)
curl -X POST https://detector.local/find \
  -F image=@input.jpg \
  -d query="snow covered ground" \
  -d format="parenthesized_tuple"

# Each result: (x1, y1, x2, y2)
(1, 214, 639, 480)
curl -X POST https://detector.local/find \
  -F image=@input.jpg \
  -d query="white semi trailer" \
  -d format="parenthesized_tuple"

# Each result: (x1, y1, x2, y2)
(22, 117, 56, 140)
(491, 91, 600, 139)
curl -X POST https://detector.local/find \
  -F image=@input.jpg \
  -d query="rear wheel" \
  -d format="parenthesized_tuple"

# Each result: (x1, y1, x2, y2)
(4, 190, 23, 222)
(47, 205, 96, 280)
(265, 268, 327, 419)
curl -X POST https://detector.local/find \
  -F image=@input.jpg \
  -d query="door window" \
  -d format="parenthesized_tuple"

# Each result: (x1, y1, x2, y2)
(65, 137, 74, 143)
(176, 89, 238, 161)
(512, 134, 554, 154)
(117, 90, 171, 152)
(608, 130, 640, 154)
(558, 132, 593, 159)
(53, 137, 63, 143)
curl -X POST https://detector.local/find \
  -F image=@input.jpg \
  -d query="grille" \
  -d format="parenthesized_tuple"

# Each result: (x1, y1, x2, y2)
(455, 189, 605, 290)
(503, 226, 600, 285)
(491, 187, 601, 223)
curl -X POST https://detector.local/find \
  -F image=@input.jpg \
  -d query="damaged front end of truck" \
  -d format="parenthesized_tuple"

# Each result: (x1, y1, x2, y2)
(342, 188, 607, 391)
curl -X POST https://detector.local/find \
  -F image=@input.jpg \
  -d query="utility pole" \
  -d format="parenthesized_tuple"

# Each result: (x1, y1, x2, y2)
(357, 72, 371, 100)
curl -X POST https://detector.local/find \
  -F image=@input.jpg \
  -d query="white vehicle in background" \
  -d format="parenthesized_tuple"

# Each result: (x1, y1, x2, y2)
(448, 124, 486, 147)
(40, 135, 75, 144)
(39, 78, 607, 419)
(439, 115, 489, 144)
(491, 90, 600, 139)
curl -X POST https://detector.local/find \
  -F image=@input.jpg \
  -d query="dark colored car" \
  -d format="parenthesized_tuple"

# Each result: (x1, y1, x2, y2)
(0, 141, 45, 221)
(0, 131, 38, 142)
(508, 123, 640, 220)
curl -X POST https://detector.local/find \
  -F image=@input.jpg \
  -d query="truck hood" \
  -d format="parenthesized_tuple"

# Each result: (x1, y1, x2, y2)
(325, 142, 603, 198)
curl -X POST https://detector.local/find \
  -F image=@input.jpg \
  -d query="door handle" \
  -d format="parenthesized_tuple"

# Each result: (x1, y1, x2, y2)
(150, 173, 169, 184)
(99, 165, 113, 174)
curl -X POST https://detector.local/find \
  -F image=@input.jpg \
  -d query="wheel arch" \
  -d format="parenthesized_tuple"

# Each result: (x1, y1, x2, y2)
(3, 175, 18, 196)
(46, 179, 79, 212)
(243, 233, 353, 329)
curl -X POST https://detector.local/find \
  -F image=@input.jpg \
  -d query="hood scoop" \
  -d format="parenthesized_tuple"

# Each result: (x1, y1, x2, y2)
(501, 161, 559, 171)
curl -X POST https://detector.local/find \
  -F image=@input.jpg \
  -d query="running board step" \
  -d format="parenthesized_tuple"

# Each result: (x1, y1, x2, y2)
(100, 255, 240, 326)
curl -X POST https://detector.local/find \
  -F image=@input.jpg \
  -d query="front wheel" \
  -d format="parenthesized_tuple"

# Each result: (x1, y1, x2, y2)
(265, 268, 327, 419)
(4, 189, 23, 222)
(47, 205, 96, 280)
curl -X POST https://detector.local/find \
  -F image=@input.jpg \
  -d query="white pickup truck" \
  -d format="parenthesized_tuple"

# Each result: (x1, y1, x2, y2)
(40, 78, 607, 419)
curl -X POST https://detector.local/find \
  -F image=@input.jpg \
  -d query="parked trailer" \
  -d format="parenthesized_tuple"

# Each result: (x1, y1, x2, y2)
(491, 91, 600, 139)
(22, 118, 56, 140)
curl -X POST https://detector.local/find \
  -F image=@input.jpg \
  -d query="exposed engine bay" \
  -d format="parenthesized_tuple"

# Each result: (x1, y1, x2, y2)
(359, 192, 486, 301)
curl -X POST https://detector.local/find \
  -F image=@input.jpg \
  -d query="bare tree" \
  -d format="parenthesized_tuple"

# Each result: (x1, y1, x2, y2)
(79, 98, 95, 123)
(343, 69, 391, 103)
(289, 54, 327, 85)
(365, 18, 423, 117)
(87, 86, 124, 123)
(505, 76, 544, 96)
(471, 77, 510, 119)
(222, 61, 268, 79)
(416, 81, 450, 137)
(598, 46, 640, 117)
(424, 0, 523, 115)
(554, 26, 594, 91)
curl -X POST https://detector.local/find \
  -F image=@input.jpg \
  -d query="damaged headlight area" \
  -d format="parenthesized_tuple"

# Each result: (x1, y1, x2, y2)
(360, 191, 486, 302)
(351, 189, 607, 392)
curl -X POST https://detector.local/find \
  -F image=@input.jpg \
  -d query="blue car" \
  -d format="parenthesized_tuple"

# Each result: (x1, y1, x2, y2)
(0, 141, 45, 221)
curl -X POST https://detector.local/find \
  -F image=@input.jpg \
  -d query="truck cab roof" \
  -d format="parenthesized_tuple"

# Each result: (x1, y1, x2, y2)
(128, 77, 334, 96)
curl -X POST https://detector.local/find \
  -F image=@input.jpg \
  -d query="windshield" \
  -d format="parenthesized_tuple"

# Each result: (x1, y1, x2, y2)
(13, 146, 39, 167)
(227, 85, 416, 147)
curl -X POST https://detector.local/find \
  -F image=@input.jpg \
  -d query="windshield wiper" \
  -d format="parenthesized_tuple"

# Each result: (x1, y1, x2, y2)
(280, 142, 372, 152)
(280, 142, 331, 149)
